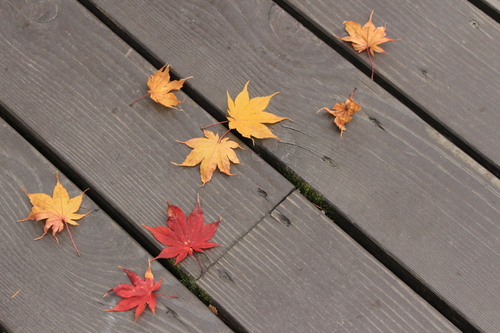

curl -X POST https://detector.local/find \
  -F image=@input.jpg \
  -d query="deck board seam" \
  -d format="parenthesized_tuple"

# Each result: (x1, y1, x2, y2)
(78, 0, 500, 180)
(272, 0, 500, 180)
(202, 186, 297, 278)
(0, 104, 162, 256)
(467, 0, 500, 22)
(66, 1, 487, 330)
(3, 1, 489, 331)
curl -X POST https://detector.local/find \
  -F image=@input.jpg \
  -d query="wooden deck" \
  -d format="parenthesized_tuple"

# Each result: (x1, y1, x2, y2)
(1, 0, 498, 332)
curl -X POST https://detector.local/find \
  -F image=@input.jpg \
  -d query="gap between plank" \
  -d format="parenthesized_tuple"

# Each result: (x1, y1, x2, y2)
(0, 104, 160, 257)
(0, 321, 11, 333)
(273, 0, 500, 180)
(78, 1, 483, 331)
(15, 1, 484, 331)
(0, 103, 216, 324)
(277, 167, 483, 333)
(468, 0, 500, 22)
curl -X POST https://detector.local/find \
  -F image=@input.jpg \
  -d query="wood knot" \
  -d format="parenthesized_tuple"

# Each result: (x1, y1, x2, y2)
(272, 210, 292, 227)
(469, 19, 479, 28)
(218, 269, 234, 283)
(257, 187, 268, 199)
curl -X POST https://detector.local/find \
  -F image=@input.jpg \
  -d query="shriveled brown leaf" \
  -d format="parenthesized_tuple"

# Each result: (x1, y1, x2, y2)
(318, 90, 361, 137)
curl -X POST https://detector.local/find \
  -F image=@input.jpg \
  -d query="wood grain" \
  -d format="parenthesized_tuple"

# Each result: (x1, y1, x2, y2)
(0, 0, 294, 279)
(0, 119, 230, 332)
(84, 0, 500, 330)
(199, 191, 459, 332)
(285, 0, 500, 166)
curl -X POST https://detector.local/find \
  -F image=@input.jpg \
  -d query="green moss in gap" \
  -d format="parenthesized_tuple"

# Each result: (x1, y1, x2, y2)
(167, 259, 213, 305)
(279, 166, 336, 220)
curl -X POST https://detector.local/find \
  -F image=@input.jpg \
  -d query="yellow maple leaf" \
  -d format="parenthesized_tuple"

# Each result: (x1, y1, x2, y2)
(336, 11, 398, 79)
(173, 130, 242, 185)
(18, 173, 91, 254)
(227, 81, 290, 141)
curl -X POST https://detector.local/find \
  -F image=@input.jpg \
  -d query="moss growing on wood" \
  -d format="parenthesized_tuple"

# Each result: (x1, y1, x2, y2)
(279, 166, 337, 220)
(161, 258, 213, 305)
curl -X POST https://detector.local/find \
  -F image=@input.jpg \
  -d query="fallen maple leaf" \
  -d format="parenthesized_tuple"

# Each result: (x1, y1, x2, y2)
(143, 196, 222, 271)
(173, 130, 242, 185)
(18, 172, 90, 255)
(130, 64, 192, 108)
(336, 10, 398, 79)
(209, 304, 218, 315)
(227, 81, 290, 141)
(104, 261, 177, 323)
(318, 89, 361, 137)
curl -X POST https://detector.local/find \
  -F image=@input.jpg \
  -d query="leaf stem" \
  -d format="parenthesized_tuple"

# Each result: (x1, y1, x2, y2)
(65, 221, 80, 256)
(218, 128, 231, 142)
(157, 293, 179, 298)
(201, 120, 229, 130)
(349, 87, 357, 98)
(367, 49, 375, 80)
(316, 107, 331, 113)
(193, 252, 204, 275)
(129, 93, 149, 106)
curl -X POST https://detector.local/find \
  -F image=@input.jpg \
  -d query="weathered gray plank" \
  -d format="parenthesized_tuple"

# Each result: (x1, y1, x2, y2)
(199, 191, 459, 332)
(285, 0, 500, 167)
(83, 0, 500, 330)
(0, 119, 230, 332)
(0, 3, 468, 332)
(0, 0, 294, 280)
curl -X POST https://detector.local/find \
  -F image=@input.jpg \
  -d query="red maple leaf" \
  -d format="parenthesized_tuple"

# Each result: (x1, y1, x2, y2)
(104, 261, 177, 322)
(143, 196, 222, 269)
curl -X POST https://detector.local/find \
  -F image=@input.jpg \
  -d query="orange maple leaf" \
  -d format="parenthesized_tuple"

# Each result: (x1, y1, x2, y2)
(318, 89, 361, 137)
(227, 81, 290, 141)
(173, 130, 242, 185)
(131, 64, 192, 108)
(18, 172, 91, 255)
(336, 11, 398, 79)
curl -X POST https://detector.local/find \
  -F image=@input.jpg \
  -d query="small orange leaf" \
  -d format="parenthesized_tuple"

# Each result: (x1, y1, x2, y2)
(318, 90, 361, 137)
(18, 172, 91, 254)
(146, 64, 192, 108)
(336, 11, 398, 79)
(227, 81, 290, 141)
(173, 130, 242, 185)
